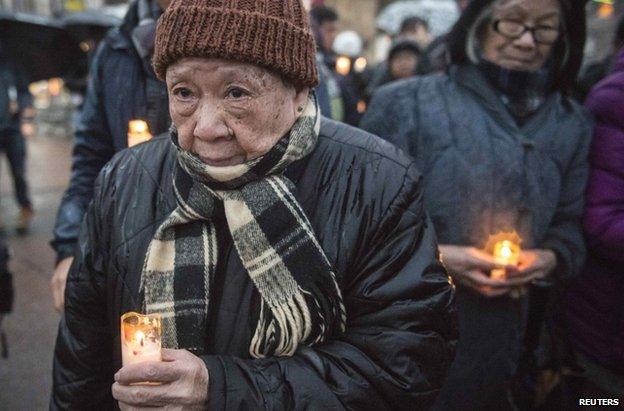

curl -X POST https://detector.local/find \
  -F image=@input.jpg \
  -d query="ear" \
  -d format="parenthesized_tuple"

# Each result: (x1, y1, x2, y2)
(293, 87, 310, 118)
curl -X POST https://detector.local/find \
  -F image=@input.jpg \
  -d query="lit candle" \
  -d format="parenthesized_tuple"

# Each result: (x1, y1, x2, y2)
(127, 120, 153, 148)
(120, 312, 162, 366)
(335, 56, 352, 76)
(353, 57, 368, 73)
(491, 239, 521, 280)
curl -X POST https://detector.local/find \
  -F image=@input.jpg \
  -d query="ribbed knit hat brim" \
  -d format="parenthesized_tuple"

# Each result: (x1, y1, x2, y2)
(153, 4, 319, 88)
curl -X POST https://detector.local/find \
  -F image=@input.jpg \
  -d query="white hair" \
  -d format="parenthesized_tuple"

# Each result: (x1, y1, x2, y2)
(465, 0, 569, 68)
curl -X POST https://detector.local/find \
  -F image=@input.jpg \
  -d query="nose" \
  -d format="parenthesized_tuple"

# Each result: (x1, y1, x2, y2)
(514, 30, 537, 50)
(193, 100, 231, 143)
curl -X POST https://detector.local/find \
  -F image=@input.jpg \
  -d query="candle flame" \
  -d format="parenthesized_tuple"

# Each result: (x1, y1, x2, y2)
(497, 241, 514, 260)
(129, 120, 150, 135)
(128, 120, 153, 147)
(598, 3, 614, 19)
(484, 231, 522, 279)
(48, 78, 63, 97)
(135, 331, 146, 346)
(354, 57, 368, 73)
(336, 56, 352, 76)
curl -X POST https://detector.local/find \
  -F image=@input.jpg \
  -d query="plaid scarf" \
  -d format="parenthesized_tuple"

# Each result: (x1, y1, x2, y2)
(141, 95, 346, 358)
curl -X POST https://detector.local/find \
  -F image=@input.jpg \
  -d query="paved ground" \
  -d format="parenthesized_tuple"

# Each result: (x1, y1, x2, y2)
(0, 132, 72, 410)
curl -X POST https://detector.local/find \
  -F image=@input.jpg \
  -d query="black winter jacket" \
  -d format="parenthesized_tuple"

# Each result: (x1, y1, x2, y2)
(51, 1, 169, 261)
(51, 119, 456, 410)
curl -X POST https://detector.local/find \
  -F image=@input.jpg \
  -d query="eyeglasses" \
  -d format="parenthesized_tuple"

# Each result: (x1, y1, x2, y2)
(492, 19, 560, 45)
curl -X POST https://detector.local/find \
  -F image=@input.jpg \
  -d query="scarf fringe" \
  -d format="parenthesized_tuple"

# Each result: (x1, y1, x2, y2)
(250, 286, 315, 358)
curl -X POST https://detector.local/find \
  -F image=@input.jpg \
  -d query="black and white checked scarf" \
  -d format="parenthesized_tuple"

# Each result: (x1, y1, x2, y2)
(141, 95, 346, 358)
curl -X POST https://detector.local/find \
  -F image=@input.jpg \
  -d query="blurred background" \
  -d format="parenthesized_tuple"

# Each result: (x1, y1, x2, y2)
(0, 0, 623, 409)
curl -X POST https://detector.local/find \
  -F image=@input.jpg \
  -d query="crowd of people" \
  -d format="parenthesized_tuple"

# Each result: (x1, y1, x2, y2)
(0, 0, 623, 409)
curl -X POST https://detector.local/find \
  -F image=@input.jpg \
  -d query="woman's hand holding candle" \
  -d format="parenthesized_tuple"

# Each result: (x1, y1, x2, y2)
(504, 249, 557, 285)
(113, 348, 209, 410)
(439, 245, 517, 298)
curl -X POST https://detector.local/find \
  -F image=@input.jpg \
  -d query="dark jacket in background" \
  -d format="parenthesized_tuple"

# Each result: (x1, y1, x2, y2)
(0, 60, 32, 133)
(567, 48, 624, 374)
(361, 1, 590, 408)
(51, 1, 169, 261)
(362, 65, 591, 280)
(51, 119, 456, 410)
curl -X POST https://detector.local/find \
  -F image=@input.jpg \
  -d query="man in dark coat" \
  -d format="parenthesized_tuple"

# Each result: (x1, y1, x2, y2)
(50, 0, 171, 311)
(0, 42, 34, 233)
(51, 0, 456, 409)
(362, 0, 591, 408)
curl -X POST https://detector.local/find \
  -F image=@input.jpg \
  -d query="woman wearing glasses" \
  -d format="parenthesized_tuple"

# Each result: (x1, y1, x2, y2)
(362, 0, 591, 408)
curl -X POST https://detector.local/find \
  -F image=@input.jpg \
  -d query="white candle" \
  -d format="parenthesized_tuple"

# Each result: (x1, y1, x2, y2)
(121, 312, 162, 366)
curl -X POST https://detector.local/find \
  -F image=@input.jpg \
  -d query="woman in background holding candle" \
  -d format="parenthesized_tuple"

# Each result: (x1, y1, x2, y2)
(50, 1, 456, 410)
(362, 0, 591, 408)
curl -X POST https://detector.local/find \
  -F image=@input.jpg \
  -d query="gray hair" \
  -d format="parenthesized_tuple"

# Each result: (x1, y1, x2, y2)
(465, 0, 570, 67)
(466, 4, 495, 64)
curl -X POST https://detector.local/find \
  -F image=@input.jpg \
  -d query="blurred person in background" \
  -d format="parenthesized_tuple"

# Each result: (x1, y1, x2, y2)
(365, 17, 429, 102)
(50, 0, 172, 311)
(362, 0, 591, 408)
(565, 30, 624, 400)
(365, 38, 423, 101)
(332, 30, 368, 126)
(310, 5, 339, 61)
(310, 5, 345, 121)
(399, 16, 433, 50)
(421, 0, 473, 74)
(575, 14, 624, 102)
(0, 41, 35, 234)
(50, 0, 456, 408)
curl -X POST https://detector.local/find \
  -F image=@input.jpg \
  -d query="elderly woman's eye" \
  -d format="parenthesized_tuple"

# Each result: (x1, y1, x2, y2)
(173, 87, 193, 99)
(226, 87, 249, 99)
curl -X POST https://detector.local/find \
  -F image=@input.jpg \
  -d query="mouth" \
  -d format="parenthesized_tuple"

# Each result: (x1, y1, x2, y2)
(196, 154, 242, 167)
(503, 55, 538, 67)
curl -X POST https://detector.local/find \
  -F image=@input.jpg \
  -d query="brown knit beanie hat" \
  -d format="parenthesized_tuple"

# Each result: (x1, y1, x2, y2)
(153, 0, 319, 88)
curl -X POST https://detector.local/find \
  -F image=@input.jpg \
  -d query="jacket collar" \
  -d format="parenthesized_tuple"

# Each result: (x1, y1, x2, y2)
(450, 64, 559, 135)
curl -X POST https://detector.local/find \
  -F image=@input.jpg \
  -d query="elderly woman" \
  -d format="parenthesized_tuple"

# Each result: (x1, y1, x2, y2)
(50, 1, 455, 409)
(362, 0, 591, 409)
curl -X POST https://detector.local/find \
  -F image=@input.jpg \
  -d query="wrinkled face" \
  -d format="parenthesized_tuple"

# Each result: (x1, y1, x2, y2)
(481, 0, 561, 71)
(167, 58, 309, 167)
(390, 50, 419, 79)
